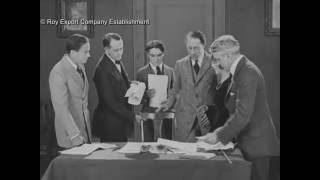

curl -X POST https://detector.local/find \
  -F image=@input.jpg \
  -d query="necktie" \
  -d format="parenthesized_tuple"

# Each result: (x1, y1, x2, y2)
(76, 67, 85, 83)
(194, 60, 200, 74)
(156, 66, 162, 75)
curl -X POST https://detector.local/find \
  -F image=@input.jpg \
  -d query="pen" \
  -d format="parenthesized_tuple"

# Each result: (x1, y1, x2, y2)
(221, 150, 232, 164)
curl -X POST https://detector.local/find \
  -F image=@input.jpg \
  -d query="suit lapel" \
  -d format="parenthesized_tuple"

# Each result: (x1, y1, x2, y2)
(119, 61, 130, 88)
(103, 54, 123, 82)
(63, 57, 85, 90)
(195, 53, 211, 85)
(184, 57, 196, 85)
(147, 64, 156, 75)
(225, 56, 247, 98)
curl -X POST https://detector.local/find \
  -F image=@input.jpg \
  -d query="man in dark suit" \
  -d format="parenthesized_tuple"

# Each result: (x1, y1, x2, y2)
(136, 40, 174, 141)
(199, 35, 280, 180)
(92, 33, 135, 142)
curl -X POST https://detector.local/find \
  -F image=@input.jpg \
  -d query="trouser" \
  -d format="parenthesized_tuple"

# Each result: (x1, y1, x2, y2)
(250, 156, 280, 180)
(143, 118, 172, 142)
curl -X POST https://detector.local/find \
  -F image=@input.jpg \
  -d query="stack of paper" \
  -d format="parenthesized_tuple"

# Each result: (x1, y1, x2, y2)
(125, 82, 146, 105)
(196, 141, 234, 151)
(118, 142, 158, 153)
(180, 152, 216, 160)
(60, 143, 117, 155)
(157, 138, 198, 152)
(148, 74, 168, 108)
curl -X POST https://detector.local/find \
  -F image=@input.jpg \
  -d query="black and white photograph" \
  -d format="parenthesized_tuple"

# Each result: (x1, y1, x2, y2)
(40, 0, 280, 179)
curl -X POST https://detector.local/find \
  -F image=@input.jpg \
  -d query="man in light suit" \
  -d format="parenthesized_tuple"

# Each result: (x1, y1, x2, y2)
(136, 40, 174, 141)
(200, 35, 280, 180)
(162, 31, 217, 142)
(49, 34, 92, 149)
(92, 33, 135, 142)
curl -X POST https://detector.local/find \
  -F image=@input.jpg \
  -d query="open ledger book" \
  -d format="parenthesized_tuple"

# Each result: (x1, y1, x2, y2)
(60, 143, 117, 155)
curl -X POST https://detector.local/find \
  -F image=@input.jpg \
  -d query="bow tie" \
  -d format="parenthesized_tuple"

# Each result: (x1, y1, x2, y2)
(115, 60, 121, 65)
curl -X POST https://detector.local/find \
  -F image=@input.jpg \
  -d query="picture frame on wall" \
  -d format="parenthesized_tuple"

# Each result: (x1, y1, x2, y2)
(56, 0, 94, 38)
(265, 0, 280, 36)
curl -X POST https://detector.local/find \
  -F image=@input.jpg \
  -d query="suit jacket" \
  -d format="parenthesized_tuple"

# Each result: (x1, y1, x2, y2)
(136, 63, 174, 113)
(49, 55, 91, 148)
(168, 52, 217, 141)
(215, 56, 280, 160)
(92, 54, 134, 138)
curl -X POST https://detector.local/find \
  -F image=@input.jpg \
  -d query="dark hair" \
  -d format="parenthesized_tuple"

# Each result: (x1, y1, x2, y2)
(65, 34, 89, 54)
(145, 40, 165, 53)
(185, 31, 206, 45)
(102, 33, 122, 48)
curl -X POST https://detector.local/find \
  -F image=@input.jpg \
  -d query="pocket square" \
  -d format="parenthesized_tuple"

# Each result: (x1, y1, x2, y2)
(230, 92, 235, 96)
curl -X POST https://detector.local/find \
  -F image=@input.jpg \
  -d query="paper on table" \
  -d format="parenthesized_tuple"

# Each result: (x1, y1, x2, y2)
(157, 138, 198, 152)
(148, 74, 168, 108)
(180, 152, 216, 160)
(118, 142, 158, 153)
(125, 82, 146, 105)
(196, 141, 234, 151)
(60, 143, 117, 155)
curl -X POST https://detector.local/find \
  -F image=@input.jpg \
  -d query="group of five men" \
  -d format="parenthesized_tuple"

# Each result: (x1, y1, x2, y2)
(49, 31, 279, 180)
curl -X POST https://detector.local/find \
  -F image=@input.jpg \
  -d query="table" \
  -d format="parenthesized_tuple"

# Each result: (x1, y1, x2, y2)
(41, 143, 251, 180)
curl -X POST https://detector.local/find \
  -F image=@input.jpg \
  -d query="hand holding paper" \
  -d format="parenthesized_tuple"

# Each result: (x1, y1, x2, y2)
(125, 81, 146, 105)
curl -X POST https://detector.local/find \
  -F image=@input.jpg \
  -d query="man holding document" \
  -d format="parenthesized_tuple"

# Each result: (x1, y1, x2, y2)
(92, 33, 136, 142)
(136, 40, 174, 141)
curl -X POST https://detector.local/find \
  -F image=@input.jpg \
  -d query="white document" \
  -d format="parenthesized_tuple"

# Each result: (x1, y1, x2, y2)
(60, 143, 117, 155)
(196, 141, 234, 151)
(180, 152, 216, 160)
(118, 142, 158, 153)
(125, 82, 146, 105)
(148, 74, 168, 108)
(157, 138, 198, 152)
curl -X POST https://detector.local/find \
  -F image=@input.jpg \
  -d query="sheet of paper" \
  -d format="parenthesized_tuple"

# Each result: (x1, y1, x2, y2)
(60, 143, 117, 155)
(157, 138, 198, 152)
(125, 82, 146, 105)
(180, 152, 216, 160)
(148, 74, 168, 108)
(118, 142, 158, 153)
(196, 141, 234, 151)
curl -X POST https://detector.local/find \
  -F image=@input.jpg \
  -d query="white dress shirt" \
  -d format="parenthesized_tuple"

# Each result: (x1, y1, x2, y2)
(149, 62, 164, 74)
(191, 50, 205, 68)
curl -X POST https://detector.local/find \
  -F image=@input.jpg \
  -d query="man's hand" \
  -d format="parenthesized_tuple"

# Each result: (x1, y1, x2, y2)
(146, 89, 156, 98)
(196, 132, 213, 142)
(135, 114, 143, 123)
(158, 100, 169, 112)
(197, 105, 208, 116)
(72, 135, 84, 146)
(203, 132, 219, 145)
(130, 81, 139, 86)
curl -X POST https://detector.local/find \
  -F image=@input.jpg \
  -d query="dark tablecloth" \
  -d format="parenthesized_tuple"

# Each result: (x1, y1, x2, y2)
(41, 143, 251, 180)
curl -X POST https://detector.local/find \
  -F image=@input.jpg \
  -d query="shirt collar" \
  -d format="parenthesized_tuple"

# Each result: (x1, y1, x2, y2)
(230, 54, 243, 75)
(191, 50, 205, 67)
(65, 54, 78, 70)
(105, 52, 120, 65)
(149, 62, 163, 73)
